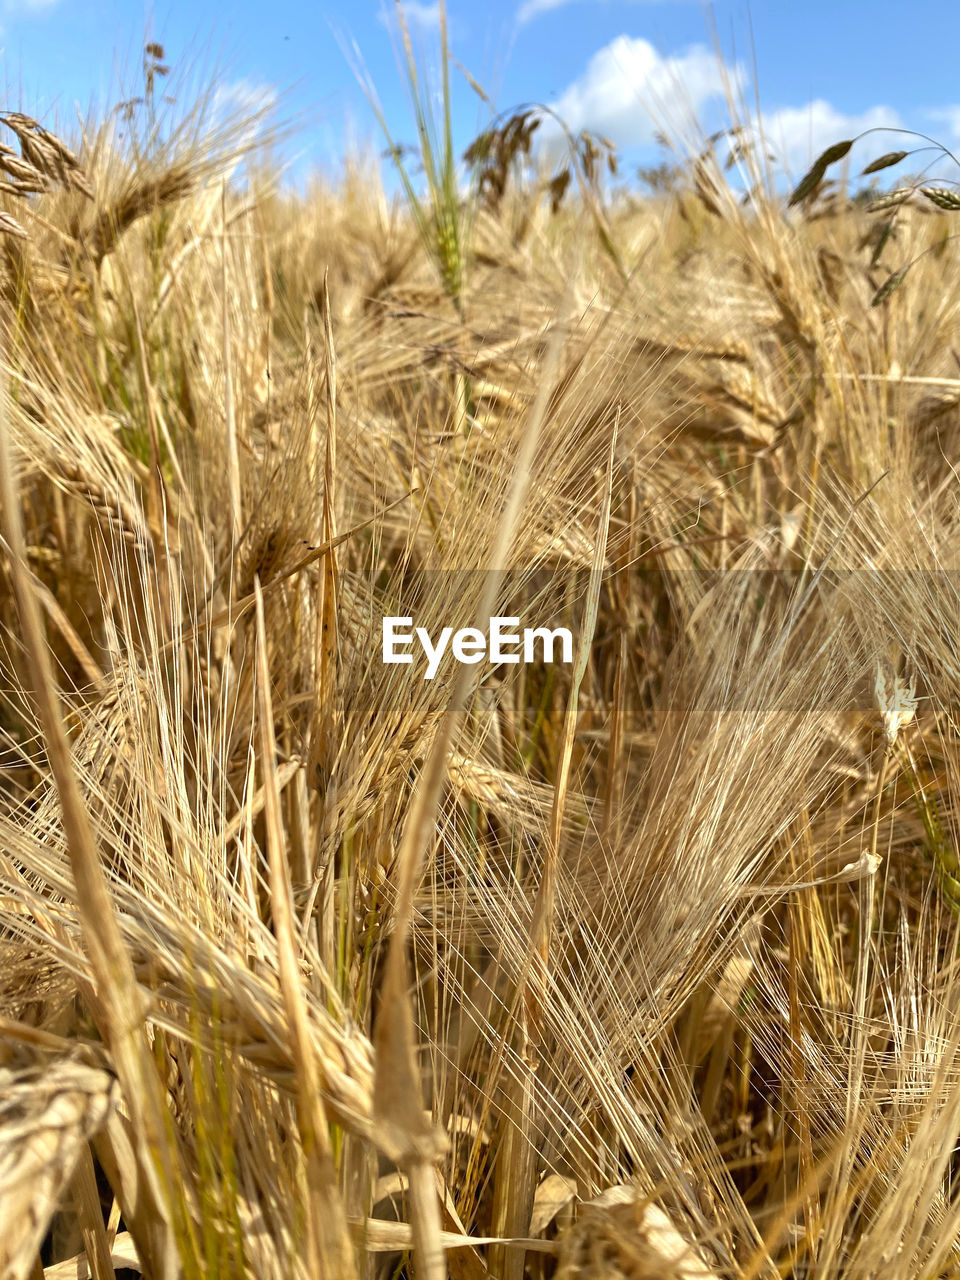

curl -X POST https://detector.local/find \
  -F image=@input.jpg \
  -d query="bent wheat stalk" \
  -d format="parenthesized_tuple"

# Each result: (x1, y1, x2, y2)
(0, 373, 196, 1276)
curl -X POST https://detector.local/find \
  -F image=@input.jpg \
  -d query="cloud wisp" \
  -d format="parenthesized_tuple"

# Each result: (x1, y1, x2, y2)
(517, 0, 577, 25)
(213, 79, 279, 120)
(756, 101, 903, 177)
(517, 0, 685, 28)
(380, 2, 446, 33)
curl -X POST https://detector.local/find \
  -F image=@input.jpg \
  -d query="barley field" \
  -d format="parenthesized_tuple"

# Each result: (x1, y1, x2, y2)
(4, 30, 960, 1280)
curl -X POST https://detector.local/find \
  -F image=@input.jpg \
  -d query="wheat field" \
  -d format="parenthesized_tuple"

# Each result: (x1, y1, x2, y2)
(3, 32, 960, 1280)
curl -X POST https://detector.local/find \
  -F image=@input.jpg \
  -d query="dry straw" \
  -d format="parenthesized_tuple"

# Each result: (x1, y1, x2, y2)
(6, 35, 960, 1280)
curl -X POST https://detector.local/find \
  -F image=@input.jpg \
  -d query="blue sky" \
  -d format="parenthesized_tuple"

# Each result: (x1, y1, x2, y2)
(2, 1, 960, 186)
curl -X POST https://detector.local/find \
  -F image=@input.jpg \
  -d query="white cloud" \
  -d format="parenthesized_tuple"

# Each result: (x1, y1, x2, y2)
(544, 34, 910, 195)
(213, 79, 279, 119)
(545, 35, 741, 148)
(210, 80, 279, 150)
(926, 106, 960, 142)
(754, 100, 903, 177)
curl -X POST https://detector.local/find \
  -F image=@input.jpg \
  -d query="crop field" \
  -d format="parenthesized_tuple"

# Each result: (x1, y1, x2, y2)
(4, 23, 960, 1280)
